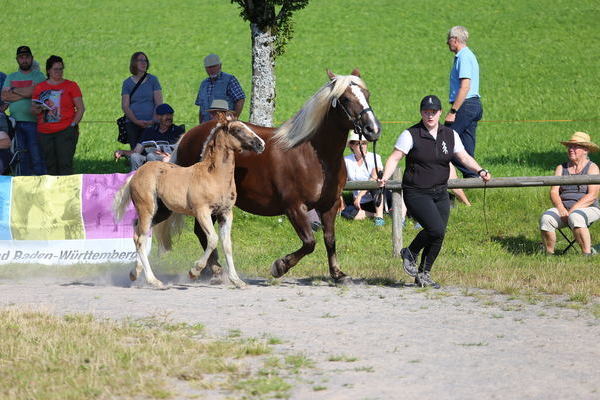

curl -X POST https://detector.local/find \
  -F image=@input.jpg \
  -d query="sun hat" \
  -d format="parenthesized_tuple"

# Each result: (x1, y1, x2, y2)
(207, 99, 230, 112)
(420, 95, 442, 111)
(16, 46, 32, 56)
(560, 132, 599, 153)
(204, 53, 221, 67)
(347, 130, 368, 145)
(155, 103, 174, 115)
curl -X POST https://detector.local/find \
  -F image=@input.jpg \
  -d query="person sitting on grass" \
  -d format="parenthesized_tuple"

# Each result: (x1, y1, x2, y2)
(114, 103, 184, 171)
(540, 132, 599, 256)
(340, 131, 386, 226)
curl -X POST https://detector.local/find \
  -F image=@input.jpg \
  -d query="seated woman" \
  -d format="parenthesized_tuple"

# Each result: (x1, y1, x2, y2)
(340, 131, 386, 226)
(540, 132, 599, 255)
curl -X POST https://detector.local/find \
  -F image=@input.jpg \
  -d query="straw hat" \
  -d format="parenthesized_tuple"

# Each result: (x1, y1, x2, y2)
(347, 130, 368, 145)
(560, 132, 599, 153)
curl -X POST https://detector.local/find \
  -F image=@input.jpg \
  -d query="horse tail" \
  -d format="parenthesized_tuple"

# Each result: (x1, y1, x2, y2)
(154, 213, 185, 254)
(113, 175, 133, 222)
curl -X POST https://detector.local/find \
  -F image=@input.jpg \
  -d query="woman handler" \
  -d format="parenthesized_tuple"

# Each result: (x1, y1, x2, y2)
(378, 95, 491, 288)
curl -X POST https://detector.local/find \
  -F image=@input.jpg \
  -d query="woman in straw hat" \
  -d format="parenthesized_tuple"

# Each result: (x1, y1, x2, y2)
(540, 132, 600, 255)
(340, 130, 386, 226)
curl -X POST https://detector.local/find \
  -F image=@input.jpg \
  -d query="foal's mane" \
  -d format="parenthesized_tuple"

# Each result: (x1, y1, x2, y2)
(274, 74, 366, 149)
(198, 124, 224, 162)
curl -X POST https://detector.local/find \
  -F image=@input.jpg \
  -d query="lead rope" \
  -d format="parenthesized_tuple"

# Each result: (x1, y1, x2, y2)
(483, 180, 490, 239)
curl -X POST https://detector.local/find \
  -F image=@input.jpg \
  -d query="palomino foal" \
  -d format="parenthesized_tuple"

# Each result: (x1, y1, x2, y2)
(113, 112, 265, 288)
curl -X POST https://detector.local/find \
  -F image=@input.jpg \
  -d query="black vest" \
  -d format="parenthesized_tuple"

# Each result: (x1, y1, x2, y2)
(403, 122, 455, 188)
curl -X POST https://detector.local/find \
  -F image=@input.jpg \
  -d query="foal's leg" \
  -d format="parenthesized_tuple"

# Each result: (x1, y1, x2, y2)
(271, 204, 316, 278)
(193, 219, 224, 284)
(133, 207, 164, 288)
(189, 210, 220, 280)
(320, 199, 350, 283)
(218, 209, 246, 288)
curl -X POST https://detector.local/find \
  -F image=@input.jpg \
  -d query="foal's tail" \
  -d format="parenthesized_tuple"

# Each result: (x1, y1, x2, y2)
(113, 176, 133, 222)
(154, 213, 185, 254)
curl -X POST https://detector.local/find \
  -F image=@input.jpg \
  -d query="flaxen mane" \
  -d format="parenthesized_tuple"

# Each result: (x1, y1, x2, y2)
(274, 75, 366, 149)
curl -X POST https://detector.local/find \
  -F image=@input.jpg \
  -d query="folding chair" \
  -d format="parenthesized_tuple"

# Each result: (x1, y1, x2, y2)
(557, 228, 577, 255)
(557, 221, 596, 255)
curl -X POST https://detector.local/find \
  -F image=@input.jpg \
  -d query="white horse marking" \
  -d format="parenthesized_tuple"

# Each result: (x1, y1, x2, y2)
(350, 84, 379, 134)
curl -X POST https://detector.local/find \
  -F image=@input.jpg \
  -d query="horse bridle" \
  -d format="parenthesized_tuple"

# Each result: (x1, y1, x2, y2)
(332, 85, 384, 207)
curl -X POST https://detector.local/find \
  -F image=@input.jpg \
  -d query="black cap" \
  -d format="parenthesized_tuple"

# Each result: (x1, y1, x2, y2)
(156, 103, 175, 115)
(420, 95, 442, 111)
(16, 46, 32, 56)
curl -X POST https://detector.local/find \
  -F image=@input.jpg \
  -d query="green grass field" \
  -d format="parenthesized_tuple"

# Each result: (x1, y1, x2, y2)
(2, 0, 599, 296)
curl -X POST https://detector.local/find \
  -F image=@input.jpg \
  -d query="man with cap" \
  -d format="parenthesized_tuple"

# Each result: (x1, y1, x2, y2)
(114, 103, 184, 171)
(1, 46, 47, 175)
(378, 95, 490, 288)
(540, 132, 600, 255)
(444, 25, 483, 178)
(195, 53, 245, 124)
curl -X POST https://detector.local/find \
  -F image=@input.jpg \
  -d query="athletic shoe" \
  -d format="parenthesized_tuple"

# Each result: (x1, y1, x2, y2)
(311, 221, 322, 232)
(415, 272, 441, 289)
(374, 217, 385, 226)
(400, 248, 418, 277)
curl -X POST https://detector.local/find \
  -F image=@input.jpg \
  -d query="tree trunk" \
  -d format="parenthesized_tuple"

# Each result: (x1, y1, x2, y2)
(249, 23, 276, 127)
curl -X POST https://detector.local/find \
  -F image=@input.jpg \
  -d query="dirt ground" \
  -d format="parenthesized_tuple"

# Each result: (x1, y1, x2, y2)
(1, 271, 599, 400)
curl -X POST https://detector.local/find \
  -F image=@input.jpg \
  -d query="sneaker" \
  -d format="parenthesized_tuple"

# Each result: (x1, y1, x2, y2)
(374, 217, 385, 226)
(400, 248, 418, 277)
(310, 221, 322, 232)
(415, 272, 441, 289)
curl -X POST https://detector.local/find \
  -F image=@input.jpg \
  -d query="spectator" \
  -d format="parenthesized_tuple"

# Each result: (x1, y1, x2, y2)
(207, 98, 231, 119)
(378, 95, 490, 288)
(31, 55, 85, 175)
(0, 110, 14, 174)
(114, 103, 184, 171)
(340, 131, 386, 226)
(195, 53, 245, 124)
(540, 132, 599, 255)
(121, 51, 163, 149)
(444, 26, 483, 178)
(0, 72, 6, 110)
(1, 46, 47, 175)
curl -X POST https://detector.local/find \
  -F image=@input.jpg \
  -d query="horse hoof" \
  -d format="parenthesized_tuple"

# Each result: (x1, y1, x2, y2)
(334, 274, 353, 286)
(129, 271, 137, 281)
(233, 280, 247, 289)
(209, 276, 223, 285)
(189, 270, 199, 280)
(149, 280, 166, 289)
(270, 259, 287, 278)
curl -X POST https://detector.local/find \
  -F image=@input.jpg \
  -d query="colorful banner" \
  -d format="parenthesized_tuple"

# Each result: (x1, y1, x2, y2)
(0, 173, 148, 265)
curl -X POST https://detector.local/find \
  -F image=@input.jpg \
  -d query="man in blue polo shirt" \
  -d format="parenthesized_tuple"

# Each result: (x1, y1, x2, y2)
(444, 26, 483, 178)
(195, 53, 245, 124)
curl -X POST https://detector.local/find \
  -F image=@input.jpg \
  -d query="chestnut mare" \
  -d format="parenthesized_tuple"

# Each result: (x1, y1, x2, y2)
(175, 70, 380, 283)
(113, 112, 265, 288)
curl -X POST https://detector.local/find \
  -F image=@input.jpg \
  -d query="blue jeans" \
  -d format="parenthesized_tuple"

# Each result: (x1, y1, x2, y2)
(14, 121, 46, 175)
(450, 97, 483, 178)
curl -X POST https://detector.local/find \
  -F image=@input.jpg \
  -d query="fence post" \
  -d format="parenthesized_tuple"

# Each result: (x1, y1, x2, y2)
(391, 167, 403, 257)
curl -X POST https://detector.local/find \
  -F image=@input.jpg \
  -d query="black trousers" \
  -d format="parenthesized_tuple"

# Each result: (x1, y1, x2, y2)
(125, 121, 145, 150)
(37, 126, 79, 175)
(403, 186, 450, 272)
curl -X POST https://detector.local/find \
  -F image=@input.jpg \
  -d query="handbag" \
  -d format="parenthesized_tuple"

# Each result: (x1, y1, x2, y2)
(116, 72, 147, 144)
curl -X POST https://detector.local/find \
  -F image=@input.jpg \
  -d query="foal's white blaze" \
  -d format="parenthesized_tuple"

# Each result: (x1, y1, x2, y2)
(350, 84, 379, 134)
(241, 122, 265, 148)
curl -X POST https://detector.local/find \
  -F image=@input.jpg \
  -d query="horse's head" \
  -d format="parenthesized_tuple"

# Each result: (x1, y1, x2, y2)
(215, 112, 265, 154)
(327, 69, 381, 142)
